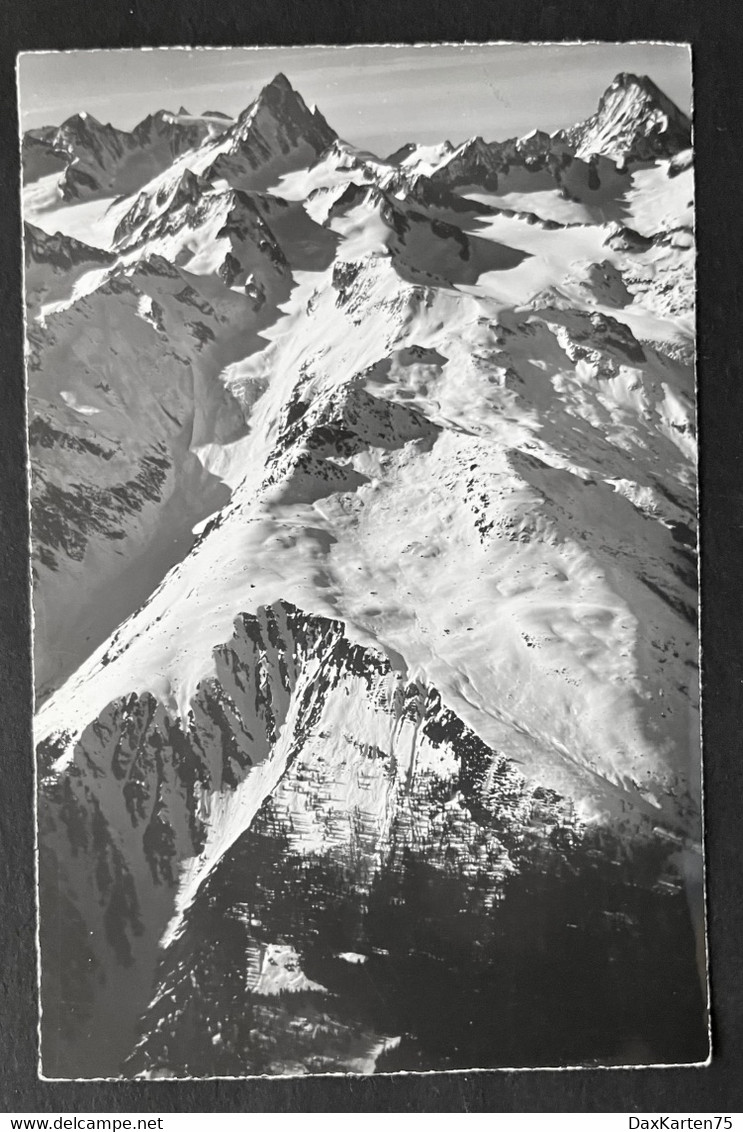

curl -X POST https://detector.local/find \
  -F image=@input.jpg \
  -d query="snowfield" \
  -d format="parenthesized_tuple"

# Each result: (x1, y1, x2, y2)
(23, 68, 704, 1079)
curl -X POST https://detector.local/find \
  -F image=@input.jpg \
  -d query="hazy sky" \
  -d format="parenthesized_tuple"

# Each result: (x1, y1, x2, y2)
(18, 43, 692, 156)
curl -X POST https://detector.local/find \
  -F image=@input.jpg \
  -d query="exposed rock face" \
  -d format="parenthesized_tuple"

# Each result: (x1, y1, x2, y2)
(203, 73, 337, 191)
(38, 601, 706, 1077)
(22, 132, 69, 184)
(24, 109, 215, 201)
(557, 72, 692, 162)
(24, 223, 114, 271)
(23, 64, 705, 1080)
(26, 252, 252, 700)
(23, 223, 116, 314)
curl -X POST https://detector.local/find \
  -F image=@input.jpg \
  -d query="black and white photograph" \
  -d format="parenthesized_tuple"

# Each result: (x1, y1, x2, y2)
(18, 42, 707, 1082)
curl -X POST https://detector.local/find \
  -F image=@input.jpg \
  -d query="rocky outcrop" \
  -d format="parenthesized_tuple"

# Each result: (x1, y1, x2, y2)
(26, 255, 252, 699)
(25, 65, 704, 1080)
(22, 109, 213, 200)
(203, 74, 337, 192)
(557, 72, 692, 162)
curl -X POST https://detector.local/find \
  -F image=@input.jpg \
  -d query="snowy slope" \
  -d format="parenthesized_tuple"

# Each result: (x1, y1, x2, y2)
(23, 70, 704, 1079)
(558, 72, 692, 162)
(23, 108, 217, 201)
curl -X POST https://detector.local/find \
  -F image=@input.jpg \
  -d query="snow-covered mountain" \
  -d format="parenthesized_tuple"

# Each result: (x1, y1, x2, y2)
(22, 71, 705, 1079)
(23, 108, 218, 200)
(557, 72, 692, 163)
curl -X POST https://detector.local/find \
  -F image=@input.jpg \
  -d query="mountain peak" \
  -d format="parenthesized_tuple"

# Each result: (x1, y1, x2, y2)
(565, 71, 691, 162)
(245, 72, 300, 115)
(264, 71, 293, 93)
(25, 58, 701, 1083)
(58, 110, 104, 132)
(222, 72, 337, 172)
(461, 135, 488, 151)
(602, 71, 686, 116)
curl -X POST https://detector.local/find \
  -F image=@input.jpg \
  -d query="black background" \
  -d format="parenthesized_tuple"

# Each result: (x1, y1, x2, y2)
(1, 0, 741, 1113)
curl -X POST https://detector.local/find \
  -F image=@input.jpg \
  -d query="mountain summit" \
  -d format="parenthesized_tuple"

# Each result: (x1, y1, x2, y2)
(561, 72, 692, 162)
(205, 72, 337, 188)
(23, 107, 214, 199)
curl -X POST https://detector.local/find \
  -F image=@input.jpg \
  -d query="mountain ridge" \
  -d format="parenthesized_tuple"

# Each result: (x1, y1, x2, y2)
(23, 65, 703, 1079)
(557, 71, 692, 162)
(23, 70, 691, 208)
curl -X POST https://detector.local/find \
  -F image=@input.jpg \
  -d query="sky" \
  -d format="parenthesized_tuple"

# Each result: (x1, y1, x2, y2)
(18, 43, 692, 157)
